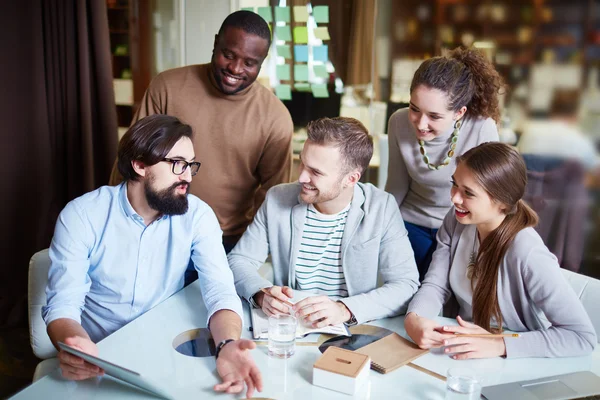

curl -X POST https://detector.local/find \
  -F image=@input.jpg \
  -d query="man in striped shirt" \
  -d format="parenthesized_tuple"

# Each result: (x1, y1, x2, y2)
(228, 117, 420, 328)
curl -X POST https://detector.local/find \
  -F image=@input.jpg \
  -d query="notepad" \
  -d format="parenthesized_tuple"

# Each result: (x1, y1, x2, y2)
(250, 291, 350, 339)
(354, 333, 428, 374)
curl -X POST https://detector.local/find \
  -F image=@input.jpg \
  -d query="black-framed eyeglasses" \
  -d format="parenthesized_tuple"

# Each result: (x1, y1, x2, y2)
(162, 158, 201, 176)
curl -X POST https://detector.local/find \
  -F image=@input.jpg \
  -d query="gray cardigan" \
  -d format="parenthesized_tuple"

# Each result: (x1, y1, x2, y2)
(407, 209, 597, 358)
(228, 182, 420, 324)
(386, 108, 498, 229)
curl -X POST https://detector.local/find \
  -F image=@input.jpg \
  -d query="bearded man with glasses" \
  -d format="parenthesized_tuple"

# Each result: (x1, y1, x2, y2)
(43, 114, 263, 398)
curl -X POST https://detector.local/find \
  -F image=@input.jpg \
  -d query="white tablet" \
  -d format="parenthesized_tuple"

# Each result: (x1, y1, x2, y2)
(58, 342, 172, 399)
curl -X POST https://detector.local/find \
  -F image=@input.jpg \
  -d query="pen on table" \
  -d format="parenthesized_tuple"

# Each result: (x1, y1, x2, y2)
(260, 288, 294, 308)
(454, 333, 520, 338)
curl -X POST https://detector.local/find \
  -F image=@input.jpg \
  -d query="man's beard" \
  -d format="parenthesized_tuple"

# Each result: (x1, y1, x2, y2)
(144, 180, 190, 215)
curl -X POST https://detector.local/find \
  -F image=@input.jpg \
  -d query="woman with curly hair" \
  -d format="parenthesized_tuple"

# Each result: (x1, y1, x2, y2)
(386, 47, 503, 280)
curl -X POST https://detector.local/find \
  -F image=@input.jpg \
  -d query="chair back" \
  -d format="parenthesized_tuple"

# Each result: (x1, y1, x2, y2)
(377, 133, 389, 190)
(28, 249, 57, 358)
(561, 269, 600, 343)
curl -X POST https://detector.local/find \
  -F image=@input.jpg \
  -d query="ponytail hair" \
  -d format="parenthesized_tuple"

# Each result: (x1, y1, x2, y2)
(456, 143, 538, 332)
(410, 47, 505, 123)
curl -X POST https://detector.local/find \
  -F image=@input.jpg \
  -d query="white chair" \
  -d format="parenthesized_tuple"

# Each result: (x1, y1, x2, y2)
(561, 268, 600, 343)
(377, 133, 389, 190)
(28, 249, 59, 381)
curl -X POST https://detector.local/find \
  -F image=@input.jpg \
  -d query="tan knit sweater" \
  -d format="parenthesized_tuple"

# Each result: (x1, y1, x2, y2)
(113, 64, 293, 236)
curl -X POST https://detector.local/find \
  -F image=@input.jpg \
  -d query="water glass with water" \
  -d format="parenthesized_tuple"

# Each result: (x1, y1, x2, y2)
(268, 314, 297, 358)
(445, 367, 482, 400)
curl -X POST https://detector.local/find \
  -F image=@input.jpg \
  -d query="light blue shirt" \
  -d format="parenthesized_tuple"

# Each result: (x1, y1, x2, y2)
(43, 183, 243, 343)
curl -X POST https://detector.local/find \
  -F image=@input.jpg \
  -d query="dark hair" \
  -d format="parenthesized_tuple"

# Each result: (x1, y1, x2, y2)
(306, 117, 373, 175)
(410, 47, 504, 123)
(117, 114, 193, 182)
(218, 10, 271, 47)
(457, 142, 538, 333)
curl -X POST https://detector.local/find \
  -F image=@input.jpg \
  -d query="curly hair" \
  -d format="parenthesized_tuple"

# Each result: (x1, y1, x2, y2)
(410, 47, 505, 123)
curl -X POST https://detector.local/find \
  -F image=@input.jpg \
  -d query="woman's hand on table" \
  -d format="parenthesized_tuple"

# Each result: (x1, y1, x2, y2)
(439, 316, 507, 359)
(404, 312, 453, 349)
(214, 339, 263, 399)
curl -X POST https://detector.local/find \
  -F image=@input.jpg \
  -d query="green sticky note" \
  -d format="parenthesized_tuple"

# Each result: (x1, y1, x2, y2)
(275, 6, 290, 22)
(295, 82, 311, 92)
(313, 5, 329, 23)
(294, 64, 309, 81)
(293, 5, 309, 22)
(257, 7, 272, 22)
(276, 84, 292, 100)
(293, 27, 308, 44)
(241, 7, 254, 12)
(313, 27, 330, 40)
(313, 64, 328, 79)
(275, 25, 292, 42)
(277, 45, 291, 59)
(276, 64, 291, 81)
(311, 83, 329, 98)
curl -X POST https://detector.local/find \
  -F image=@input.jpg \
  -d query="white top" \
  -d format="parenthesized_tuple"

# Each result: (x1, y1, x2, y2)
(449, 224, 478, 320)
(295, 204, 350, 298)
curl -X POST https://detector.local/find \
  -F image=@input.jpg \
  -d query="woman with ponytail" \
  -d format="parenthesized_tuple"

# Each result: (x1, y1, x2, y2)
(404, 142, 596, 359)
(386, 47, 502, 280)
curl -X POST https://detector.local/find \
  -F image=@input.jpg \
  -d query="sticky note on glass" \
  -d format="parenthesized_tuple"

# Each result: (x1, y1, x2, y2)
(293, 6, 309, 22)
(313, 27, 330, 40)
(277, 45, 291, 59)
(241, 7, 254, 12)
(293, 27, 308, 44)
(276, 84, 292, 100)
(294, 45, 309, 62)
(313, 45, 328, 62)
(276, 64, 291, 81)
(295, 82, 311, 92)
(294, 64, 309, 81)
(275, 25, 292, 42)
(257, 7, 273, 23)
(313, 6, 329, 23)
(311, 83, 329, 98)
(275, 6, 290, 22)
(313, 64, 329, 79)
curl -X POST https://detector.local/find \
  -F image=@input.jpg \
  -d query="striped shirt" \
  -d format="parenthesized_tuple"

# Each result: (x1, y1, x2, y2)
(295, 203, 350, 298)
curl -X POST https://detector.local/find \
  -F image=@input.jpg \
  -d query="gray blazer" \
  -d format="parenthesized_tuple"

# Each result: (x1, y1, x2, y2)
(407, 209, 597, 358)
(228, 182, 420, 324)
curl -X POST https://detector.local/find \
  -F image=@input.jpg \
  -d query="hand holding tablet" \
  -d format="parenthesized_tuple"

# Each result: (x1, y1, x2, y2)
(58, 341, 172, 399)
(57, 337, 104, 380)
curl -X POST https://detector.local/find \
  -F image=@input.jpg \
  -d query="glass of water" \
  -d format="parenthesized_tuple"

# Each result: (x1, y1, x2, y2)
(445, 367, 482, 400)
(268, 314, 297, 358)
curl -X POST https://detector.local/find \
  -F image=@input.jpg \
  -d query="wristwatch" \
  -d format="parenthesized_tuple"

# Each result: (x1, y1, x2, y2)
(338, 301, 358, 326)
(345, 312, 358, 327)
(215, 338, 235, 359)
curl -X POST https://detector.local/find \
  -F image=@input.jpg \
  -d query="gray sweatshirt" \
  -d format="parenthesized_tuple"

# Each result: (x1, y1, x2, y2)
(386, 108, 498, 229)
(407, 209, 597, 358)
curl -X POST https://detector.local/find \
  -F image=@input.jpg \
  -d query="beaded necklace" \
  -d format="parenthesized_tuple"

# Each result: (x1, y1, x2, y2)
(418, 120, 461, 170)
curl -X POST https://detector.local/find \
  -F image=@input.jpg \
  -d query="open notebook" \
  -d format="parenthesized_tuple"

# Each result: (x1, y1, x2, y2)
(250, 290, 350, 339)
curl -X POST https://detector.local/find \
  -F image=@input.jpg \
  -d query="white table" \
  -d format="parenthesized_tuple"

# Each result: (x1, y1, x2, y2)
(10, 280, 599, 399)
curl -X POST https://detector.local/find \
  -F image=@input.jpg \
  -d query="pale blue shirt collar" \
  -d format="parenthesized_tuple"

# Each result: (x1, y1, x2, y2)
(118, 182, 168, 223)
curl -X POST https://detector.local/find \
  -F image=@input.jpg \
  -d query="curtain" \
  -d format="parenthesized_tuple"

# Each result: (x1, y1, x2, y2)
(307, 0, 378, 96)
(0, 0, 117, 329)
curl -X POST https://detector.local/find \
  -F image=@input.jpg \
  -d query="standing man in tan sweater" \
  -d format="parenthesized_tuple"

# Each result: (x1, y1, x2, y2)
(110, 10, 293, 257)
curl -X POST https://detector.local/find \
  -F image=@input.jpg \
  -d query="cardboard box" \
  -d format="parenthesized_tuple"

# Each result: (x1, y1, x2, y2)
(313, 347, 370, 395)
